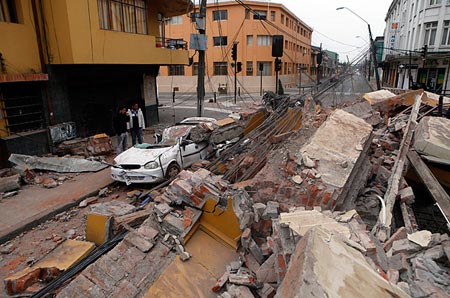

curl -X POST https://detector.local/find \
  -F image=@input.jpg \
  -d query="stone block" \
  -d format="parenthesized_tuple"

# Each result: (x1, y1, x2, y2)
(256, 254, 277, 283)
(257, 283, 276, 298)
(227, 284, 256, 298)
(154, 203, 173, 217)
(275, 227, 409, 298)
(262, 201, 279, 220)
(383, 227, 407, 252)
(390, 239, 422, 255)
(414, 116, 450, 160)
(244, 253, 261, 274)
(399, 187, 415, 203)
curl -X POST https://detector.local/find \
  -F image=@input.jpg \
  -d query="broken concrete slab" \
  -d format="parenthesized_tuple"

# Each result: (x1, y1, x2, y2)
(407, 230, 432, 248)
(275, 227, 410, 298)
(90, 201, 135, 217)
(0, 174, 20, 193)
(4, 240, 95, 295)
(299, 109, 373, 189)
(280, 209, 351, 238)
(8, 154, 108, 173)
(298, 109, 373, 209)
(343, 101, 382, 126)
(414, 116, 450, 161)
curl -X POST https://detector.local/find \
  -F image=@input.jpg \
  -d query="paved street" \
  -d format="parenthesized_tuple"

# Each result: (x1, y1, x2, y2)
(157, 92, 262, 124)
(316, 72, 373, 108)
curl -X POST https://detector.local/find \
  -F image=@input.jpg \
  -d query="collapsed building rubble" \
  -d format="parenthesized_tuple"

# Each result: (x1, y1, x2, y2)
(3, 90, 450, 297)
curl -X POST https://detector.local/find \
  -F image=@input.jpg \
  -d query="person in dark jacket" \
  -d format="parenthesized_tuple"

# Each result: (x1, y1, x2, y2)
(113, 106, 129, 154)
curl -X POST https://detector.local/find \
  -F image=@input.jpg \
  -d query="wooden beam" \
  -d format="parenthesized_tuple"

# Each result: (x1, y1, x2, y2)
(407, 150, 450, 222)
(374, 93, 423, 242)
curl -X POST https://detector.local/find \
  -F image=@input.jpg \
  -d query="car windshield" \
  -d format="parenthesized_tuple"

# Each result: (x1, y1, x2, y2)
(161, 125, 192, 145)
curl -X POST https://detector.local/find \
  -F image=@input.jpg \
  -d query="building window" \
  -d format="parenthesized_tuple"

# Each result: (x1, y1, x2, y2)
(253, 10, 267, 20)
(167, 16, 182, 25)
(246, 61, 253, 76)
(424, 21, 438, 45)
(442, 20, 450, 45)
(270, 11, 275, 21)
(213, 36, 228, 46)
(168, 65, 185, 76)
(281, 14, 284, 24)
(97, 0, 148, 34)
(0, 83, 45, 134)
(214, 62, 228, 75)
(429, 0, 441, 5)
(213, 10, 227, 21)
(247, 35, 253, 46)
(257, 61, 272, 76)
(245, 8, 250, 19)
(0, 0, 18, 23)
(257, 35, 271, 46)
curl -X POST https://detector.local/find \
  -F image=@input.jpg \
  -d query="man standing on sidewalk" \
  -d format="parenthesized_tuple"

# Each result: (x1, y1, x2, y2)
(128, 103, 145, 145)
(113, 106, 129, 154)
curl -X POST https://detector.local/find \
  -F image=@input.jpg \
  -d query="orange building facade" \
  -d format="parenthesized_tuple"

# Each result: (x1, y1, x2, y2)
(158, 1, 313, 93)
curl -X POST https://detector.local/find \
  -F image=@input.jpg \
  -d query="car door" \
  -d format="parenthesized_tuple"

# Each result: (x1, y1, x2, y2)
(179, 137, 207, 168)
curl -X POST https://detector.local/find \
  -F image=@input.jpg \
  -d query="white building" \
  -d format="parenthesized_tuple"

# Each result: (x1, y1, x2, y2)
(383, 0, 450, 94)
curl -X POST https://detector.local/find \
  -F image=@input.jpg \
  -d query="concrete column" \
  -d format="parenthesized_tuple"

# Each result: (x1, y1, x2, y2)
(143, 74, 159, 125)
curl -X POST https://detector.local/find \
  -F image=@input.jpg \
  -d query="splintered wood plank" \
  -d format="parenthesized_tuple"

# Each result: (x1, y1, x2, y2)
(407, 150, 450, 222)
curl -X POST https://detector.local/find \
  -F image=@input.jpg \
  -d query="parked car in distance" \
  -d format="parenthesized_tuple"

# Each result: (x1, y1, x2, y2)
(111, 117, 216, 185)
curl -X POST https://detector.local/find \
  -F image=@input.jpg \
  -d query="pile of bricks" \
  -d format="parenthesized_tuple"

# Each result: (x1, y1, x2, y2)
(381, 228, 450, 296)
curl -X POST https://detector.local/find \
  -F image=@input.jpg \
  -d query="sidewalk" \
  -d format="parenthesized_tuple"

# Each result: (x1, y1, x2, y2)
(0, 168, 113, 244)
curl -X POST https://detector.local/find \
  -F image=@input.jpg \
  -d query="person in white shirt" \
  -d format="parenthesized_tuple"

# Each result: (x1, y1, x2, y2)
(127, 103, 145, 145)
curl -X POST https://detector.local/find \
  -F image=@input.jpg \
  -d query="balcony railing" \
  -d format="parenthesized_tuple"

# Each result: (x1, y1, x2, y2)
(155, 37, 188, 50)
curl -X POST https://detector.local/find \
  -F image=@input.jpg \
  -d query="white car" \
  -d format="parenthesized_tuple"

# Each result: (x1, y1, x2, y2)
(111, 117, 216, 184)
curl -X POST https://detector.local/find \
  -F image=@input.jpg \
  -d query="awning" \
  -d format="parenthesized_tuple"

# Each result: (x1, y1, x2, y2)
(0, 73, 48, 83)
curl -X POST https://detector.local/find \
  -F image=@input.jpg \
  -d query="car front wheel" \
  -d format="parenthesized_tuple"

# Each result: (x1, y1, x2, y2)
(165, 163, 181, 179)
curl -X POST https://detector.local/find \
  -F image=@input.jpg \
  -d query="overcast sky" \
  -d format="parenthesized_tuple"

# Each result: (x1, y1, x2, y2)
(276, 0, 394, 62)
(205, 0, 394, 62)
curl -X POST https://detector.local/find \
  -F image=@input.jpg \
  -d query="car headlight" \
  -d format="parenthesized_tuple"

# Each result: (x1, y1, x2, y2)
(144, 161, 159, 170)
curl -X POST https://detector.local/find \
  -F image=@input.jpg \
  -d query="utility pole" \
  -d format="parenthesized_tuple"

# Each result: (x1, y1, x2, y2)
(196, 0, 207, 117)
(232, 42, 238, 104)
(317, 43, 322, 85)
(259, 63, 263, 96)
(409, 52, 412, 89)
(368, 24, 381, 90)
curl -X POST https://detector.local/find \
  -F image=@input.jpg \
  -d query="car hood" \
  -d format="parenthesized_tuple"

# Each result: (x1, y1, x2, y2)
(114, 146, 173, 166)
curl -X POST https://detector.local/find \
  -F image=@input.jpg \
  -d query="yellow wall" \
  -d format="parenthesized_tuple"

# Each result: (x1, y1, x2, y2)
(0, 0, 42, 74)
(41, 0, 189, 65)
(161, 1, 313, 76)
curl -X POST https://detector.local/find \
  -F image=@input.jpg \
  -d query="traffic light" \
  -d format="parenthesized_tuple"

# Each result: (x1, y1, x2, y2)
(272, 35, 284, 57)
(317, 52, 323, 66)
(236, 62, 242, 73)
(422, 45, 428, 58)
(231, 43, 237, 61)
(275, 58, 282, 72)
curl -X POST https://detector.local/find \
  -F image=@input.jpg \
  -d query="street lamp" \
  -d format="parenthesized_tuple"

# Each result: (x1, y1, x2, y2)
(337, 7, 381, 90)
(355, 35, 369, 46)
